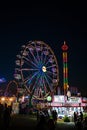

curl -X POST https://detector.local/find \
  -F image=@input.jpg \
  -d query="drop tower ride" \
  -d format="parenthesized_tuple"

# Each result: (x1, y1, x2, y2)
(61, 41, 69, 96)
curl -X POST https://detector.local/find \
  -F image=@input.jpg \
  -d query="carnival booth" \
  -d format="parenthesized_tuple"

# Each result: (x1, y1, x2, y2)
(51, 95, 87, 118)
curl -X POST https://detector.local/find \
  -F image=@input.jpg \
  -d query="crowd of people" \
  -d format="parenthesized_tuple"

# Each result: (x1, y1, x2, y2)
(74, 111, 87, 130)
(1, 102, 87, 130)
(36, 109, 57, 130)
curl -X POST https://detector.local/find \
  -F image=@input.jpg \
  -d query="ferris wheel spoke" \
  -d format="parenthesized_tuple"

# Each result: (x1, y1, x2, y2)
(45, 73, 53, 81)
(46, 64, 56, 69)
(41, 53, 48, 66)
(36, 52, 41, 64)
(43, 74, 52, 92)
(46, 70, 57, 76)
(41, 75, 47, 93)
(45, 57, 54, 66)
(23, 56, 38, 68)
(43, 52, 47, 64)
(40, 51, 44, 64)
(32, 73, 42, 93)
(21, 68, 39, 71)
(40, 45, 46, 64)
(41, 47, 48, 64)
(43, 58, 52, 66)
(44, 58, 50, 66)
(38, 76, 44, 90)
(24, 71, 39, 85)
(44, 52, 49, 65)
(34, 43, 41, 63)
(29, 48, 39, 64)
(45, 73, 53, 91)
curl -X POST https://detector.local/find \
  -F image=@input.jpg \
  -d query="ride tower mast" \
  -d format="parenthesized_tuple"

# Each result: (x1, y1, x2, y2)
(61, 41, 69, 96)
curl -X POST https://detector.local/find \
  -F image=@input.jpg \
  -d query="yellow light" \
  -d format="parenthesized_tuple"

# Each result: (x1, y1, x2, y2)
(9, 98, 13, 102)
(1, 97, 5, 101)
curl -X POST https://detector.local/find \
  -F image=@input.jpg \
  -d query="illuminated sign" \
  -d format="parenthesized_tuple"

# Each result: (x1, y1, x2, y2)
(67, 97, 82, 103)
(53, 95, 65, 103)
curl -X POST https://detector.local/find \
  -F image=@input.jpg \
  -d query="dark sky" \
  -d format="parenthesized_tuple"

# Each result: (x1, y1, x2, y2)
(0, 1, 87, 92)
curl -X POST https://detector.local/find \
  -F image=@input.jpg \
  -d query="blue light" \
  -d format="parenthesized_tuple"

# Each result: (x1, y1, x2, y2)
(0, 77, 6, 83)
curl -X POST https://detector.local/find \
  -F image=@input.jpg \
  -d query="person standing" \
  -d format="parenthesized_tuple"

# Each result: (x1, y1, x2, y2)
(80, 111, 83, 122)
(3, 103, 11, 130)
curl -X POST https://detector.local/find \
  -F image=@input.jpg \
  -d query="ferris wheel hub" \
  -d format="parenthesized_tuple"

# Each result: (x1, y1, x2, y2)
(42, 66, 47, 72)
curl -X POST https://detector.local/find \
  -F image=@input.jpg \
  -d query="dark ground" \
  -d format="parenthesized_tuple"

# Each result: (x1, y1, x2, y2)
(0, 114, 75, 130)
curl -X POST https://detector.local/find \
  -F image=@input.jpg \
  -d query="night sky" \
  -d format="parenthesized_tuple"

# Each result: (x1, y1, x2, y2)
(0, 1, 87, 93)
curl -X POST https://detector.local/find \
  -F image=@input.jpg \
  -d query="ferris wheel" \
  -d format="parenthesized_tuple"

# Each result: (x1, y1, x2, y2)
(14, 41, 59, 100)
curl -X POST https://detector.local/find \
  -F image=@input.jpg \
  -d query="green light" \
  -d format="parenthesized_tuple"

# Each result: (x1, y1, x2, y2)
(47, 96, 52, 101)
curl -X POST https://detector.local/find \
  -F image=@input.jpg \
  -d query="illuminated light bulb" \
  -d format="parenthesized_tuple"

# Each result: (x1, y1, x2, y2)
(42, 66, 47, 72)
